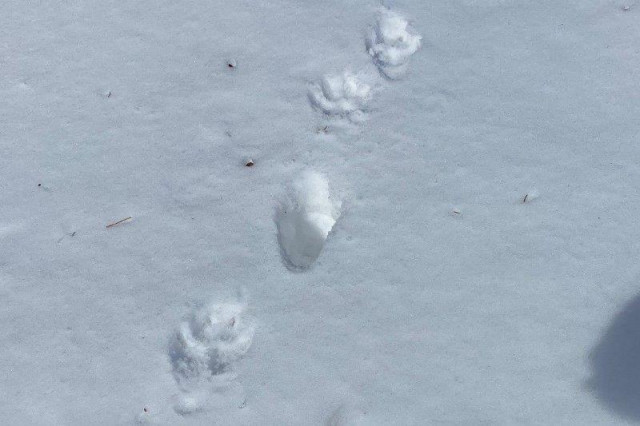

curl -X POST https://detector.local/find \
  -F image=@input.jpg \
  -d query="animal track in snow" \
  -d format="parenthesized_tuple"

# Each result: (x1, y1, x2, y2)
(277, 171, 341, 270)
(169, 300, 254, 414)
(308, 71, 372, 123)
(366, 8, 422, 79)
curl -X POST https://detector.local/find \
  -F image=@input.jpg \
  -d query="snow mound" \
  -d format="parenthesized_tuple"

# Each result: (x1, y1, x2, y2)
(308, 71, 372, 123)
(277, 171, 341, 270)
(366, 9, 422, 79)
(169, 301, 254, 414)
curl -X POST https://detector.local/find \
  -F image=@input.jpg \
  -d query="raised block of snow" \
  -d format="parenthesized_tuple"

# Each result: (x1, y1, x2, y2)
(277, 171, 341, 270)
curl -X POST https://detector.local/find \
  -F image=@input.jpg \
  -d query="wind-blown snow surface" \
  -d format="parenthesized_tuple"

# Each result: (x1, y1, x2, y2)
(2, 0, 640, 424)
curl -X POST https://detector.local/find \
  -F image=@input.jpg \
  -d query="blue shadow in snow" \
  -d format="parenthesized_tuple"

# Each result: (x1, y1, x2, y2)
(589, 293, 640, 421)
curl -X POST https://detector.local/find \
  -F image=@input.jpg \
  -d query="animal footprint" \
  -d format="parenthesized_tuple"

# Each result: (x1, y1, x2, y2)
(169, 300, 254, 414)
(367, 8, 422, 79)
(308, 71, 372, 123)
(277, 171, 341, 270)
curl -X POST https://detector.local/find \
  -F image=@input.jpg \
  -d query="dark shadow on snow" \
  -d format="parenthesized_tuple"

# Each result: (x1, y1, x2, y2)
(588, 293, 640, 421)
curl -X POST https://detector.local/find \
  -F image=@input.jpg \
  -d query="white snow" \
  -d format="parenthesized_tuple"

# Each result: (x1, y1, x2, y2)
(277, 171, 340, 270)
(325, 404, 367, 426)
(366, 8, 422, 79)
(2, 0, 640, 424)
(308, 71, 372, 123)
(169, 300, 254, 414)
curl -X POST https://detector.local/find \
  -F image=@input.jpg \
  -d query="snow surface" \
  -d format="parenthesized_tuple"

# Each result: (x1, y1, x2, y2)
(2, 0, 640, 424)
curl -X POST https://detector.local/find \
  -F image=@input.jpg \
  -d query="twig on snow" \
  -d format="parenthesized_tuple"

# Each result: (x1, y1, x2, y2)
(106, 216, 132, 229)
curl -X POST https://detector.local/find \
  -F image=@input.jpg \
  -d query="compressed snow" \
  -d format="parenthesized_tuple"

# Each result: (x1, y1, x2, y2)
(277, 171, 341, 270)
(367, 8, 422, 79)
(308, 71, 372, 123)
(169, 301, 254, 414)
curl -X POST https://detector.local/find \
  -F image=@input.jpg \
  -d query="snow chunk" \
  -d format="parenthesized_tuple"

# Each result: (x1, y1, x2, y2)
(367, 9, 422, 79)
(277, 171, 341, 270)
(308, 71, 372, 123)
